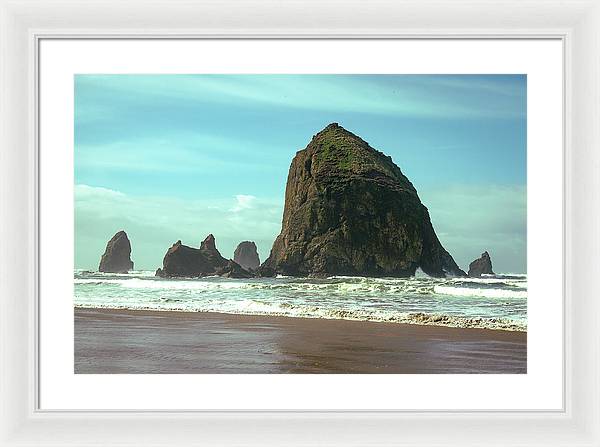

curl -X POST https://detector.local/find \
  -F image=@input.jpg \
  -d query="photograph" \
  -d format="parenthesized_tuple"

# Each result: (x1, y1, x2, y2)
(73, 74, 527, 374)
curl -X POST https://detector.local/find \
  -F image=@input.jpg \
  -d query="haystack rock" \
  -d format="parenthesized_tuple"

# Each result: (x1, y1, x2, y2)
(260, 123, 466, 278)
(98, 230, 134, 273)
(156, 234, 253, 278)
(468, 251, 495, 277)
(233, 241, 260, 271)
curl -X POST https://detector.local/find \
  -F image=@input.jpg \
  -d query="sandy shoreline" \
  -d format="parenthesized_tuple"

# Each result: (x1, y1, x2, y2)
(74, 307, 527, 374)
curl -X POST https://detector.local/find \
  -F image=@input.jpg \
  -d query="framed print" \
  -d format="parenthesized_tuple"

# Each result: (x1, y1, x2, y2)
(1, 0, 600, 446)
(40, 39, 558, 411)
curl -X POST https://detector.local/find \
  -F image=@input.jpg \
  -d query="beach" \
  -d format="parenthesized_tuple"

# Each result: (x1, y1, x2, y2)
(75, 308, 527, 374)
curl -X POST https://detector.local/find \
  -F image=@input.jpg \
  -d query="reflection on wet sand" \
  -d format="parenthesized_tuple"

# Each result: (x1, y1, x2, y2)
(75, 308, 526, 374)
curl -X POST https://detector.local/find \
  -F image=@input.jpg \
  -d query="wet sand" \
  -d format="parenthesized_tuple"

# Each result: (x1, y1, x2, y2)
(74, 308, 527, 374)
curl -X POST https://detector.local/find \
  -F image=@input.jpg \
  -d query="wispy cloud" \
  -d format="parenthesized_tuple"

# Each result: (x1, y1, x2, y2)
(75, 132, 286, 174)
(75, 184, 125, 199)
(76, 74, 525, 121)
(412, 75, 526, 98)
(230, 194, 257, 212)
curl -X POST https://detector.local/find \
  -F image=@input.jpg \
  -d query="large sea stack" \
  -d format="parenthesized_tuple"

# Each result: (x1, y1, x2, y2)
(233, 241, 260, 271)
(468, 251, 495, 277)
(260, 123, 466, 278)
(98, 230, 134, 273)
(156, 234, 252, 278)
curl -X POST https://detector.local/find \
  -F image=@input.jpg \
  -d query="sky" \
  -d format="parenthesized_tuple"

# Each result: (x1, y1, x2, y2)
(75, 74, 527, 273)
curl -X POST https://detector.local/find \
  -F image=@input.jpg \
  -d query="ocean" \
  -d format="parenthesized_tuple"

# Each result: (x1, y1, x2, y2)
(74, 270, 527, 331)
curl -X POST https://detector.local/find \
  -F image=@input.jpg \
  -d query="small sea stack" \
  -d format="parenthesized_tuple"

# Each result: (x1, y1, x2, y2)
(233, 241, 260, 271)
(468, 251, 495, 277)
(98, 230, 134, 273)
(156, 234, 254, 278)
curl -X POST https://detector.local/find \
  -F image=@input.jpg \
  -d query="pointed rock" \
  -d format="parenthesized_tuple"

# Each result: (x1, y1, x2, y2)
(98, 230, 134, 273)
(468, 251, 495, 277)
(200, 234, 216, 251)
(261, 123, 466, 278)
(233, 241, 260, 271)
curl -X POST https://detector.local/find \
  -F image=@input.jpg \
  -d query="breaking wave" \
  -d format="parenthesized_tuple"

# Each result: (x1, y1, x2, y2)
(74, 270, 527, 331)
(433, 285, 527, 299)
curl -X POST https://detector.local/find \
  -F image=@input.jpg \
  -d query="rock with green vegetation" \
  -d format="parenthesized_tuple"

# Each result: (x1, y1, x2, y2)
(260, 123, 466, 278)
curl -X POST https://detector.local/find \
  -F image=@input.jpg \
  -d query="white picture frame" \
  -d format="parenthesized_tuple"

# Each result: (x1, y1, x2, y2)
(1, 0, 599, 445)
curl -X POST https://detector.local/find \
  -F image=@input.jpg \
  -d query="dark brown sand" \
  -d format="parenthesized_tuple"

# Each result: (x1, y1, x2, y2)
(74, 308, 527, 374)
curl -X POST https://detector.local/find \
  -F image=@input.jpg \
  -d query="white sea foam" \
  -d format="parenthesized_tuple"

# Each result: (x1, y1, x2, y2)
(75, 276, 411, 294)
(74, 299, 526, 331)
(433, 285, 527, 299)
(74, 271, 528, 331)
(450, 277, 526, 285)
(414, 267, 430, 278)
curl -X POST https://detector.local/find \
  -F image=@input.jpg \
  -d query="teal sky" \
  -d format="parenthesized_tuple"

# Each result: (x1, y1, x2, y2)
(75, 74, 526, 273)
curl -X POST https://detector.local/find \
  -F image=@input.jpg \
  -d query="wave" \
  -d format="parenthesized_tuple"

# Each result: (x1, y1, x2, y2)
(450, 277, 526, 285)
(74, 271, 527, 331)
(433, 285, 527, 299)
(74, 299, 526, 332)
(75, 277, 255, 290)
(74, 270, 156, 278)
(74, 277, 428, 296)
(75, 275, 527, 298)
